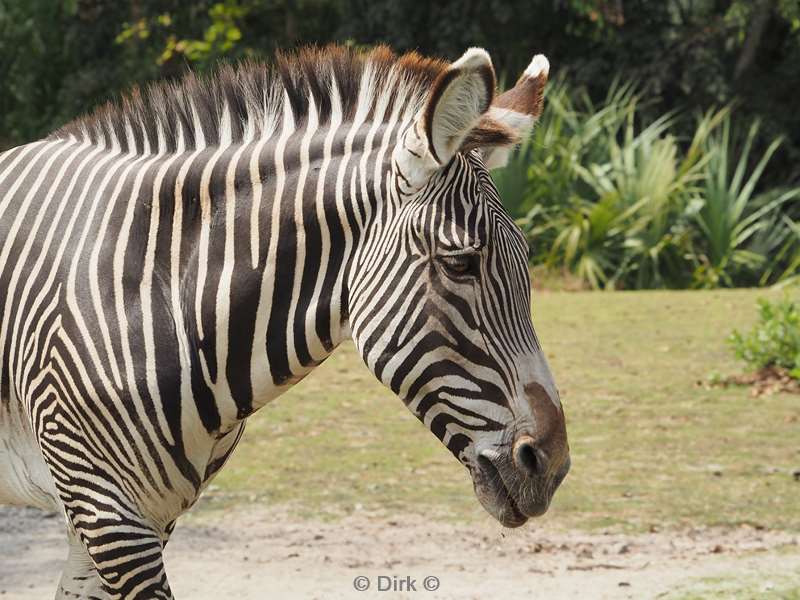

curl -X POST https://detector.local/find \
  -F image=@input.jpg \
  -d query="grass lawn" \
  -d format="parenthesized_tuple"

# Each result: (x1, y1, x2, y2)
(666, 572, 800, 600)
(201, 287, 800, 533)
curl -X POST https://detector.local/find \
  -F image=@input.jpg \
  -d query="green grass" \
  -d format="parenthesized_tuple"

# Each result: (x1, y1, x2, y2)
(666, 572, 800, 599)
(200, 288, 800, 532)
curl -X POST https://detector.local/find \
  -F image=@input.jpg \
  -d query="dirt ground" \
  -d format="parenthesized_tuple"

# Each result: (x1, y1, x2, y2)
(1, 506, 799, 599)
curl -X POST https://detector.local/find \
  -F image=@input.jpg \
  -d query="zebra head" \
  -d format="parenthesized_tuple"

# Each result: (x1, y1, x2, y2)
(348, 49, 569, 527)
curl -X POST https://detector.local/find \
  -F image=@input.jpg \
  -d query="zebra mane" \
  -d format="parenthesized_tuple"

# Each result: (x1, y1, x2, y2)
(50, 45, 448, 155)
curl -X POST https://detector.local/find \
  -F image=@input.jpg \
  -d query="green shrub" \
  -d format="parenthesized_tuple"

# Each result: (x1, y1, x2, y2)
(729, 297, 800, 379)
(494, 79, 800, 290)
(691, 115, 800, 288)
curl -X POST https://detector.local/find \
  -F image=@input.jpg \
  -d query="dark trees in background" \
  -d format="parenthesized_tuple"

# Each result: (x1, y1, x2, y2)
(0, 0, 798, 184)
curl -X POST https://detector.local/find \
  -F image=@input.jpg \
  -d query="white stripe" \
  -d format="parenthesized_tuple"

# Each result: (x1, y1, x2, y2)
(248, 109, 279, 269)
(139, 148, 187, 447)
(170, 145, 210, 474)
(249, 92, 295, 408)
(284, 91, 320, 376)
(213, 136, 253, 424)
(304, 74, 344, 361)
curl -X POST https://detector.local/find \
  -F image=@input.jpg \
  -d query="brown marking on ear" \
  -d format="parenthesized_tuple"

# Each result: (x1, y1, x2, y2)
(459, 117, 519, 153)
(494, 71, 547, 118)
(423, 62, 496, 164)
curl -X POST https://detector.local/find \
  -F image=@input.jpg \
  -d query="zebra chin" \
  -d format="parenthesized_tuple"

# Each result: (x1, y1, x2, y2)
(471, 450, 570, 528)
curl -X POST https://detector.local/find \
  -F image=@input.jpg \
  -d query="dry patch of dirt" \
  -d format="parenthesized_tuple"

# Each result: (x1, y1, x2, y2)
(702, 366, 800, 397)
(2, 506, 799, 599)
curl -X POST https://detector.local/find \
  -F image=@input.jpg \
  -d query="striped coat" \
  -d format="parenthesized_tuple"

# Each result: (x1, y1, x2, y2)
(0, 45, 569, 599)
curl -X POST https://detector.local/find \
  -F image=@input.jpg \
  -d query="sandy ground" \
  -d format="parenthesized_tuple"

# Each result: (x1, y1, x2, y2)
(1, 506, 799, 599)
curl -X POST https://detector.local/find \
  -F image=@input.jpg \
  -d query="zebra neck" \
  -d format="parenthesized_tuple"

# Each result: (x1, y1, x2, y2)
(186, 120, 398, 425)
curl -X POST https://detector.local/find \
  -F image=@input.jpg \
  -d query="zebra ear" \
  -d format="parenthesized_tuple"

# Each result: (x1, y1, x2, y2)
(422, 48, 496, 166)
(475, 54, 550, 170)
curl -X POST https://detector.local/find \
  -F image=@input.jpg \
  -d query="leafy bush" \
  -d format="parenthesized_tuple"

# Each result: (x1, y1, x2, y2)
(691, 116, 800, 288)
(495, 81, 800, 290)
(729, 297, 800, 379)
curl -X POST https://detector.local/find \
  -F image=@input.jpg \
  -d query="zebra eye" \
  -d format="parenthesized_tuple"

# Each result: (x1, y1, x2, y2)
(439, 253, 480, 278)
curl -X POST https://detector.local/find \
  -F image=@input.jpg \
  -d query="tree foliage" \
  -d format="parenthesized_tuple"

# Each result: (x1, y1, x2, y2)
(0, 0, 797, 289)
(2, 0, 799, 173)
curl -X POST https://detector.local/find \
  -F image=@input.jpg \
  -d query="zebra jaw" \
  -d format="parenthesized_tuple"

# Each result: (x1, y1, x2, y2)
(468, 441, 568, 528)
(471, 452, 532, 528)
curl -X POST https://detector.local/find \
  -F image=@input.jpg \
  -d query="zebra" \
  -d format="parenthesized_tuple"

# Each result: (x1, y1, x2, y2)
(0, 45, 570, 598)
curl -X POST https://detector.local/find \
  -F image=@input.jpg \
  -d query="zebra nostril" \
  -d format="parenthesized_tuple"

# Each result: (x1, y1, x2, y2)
(513, 436, 544, 478)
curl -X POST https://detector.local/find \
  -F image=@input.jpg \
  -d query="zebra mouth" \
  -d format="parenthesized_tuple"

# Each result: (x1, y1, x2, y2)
(475, 455, 530, 528)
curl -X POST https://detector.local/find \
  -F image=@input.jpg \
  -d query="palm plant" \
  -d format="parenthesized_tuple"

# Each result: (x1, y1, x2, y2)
(548, 195, 624, 288)
(606, 108, 728, 288)
(750, 212, 800, 286)
(539, 93, 722, 288)
(513, 79, 644, 283)
(499, 79, 798, 290)
(691, 115, 800, 288)
(572, 107, 683, 288)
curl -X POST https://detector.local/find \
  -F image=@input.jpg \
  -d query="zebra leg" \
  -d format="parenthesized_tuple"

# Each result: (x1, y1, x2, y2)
(57, 510, 174, 599)
(56, 530, 105, 600)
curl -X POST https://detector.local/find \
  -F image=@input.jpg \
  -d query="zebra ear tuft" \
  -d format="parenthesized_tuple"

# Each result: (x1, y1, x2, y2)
(422, 48, 496, 166)
(458, 117, 519, 159)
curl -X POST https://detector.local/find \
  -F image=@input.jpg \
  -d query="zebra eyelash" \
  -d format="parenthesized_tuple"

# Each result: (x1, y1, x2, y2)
(436, 251, 482, 279)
